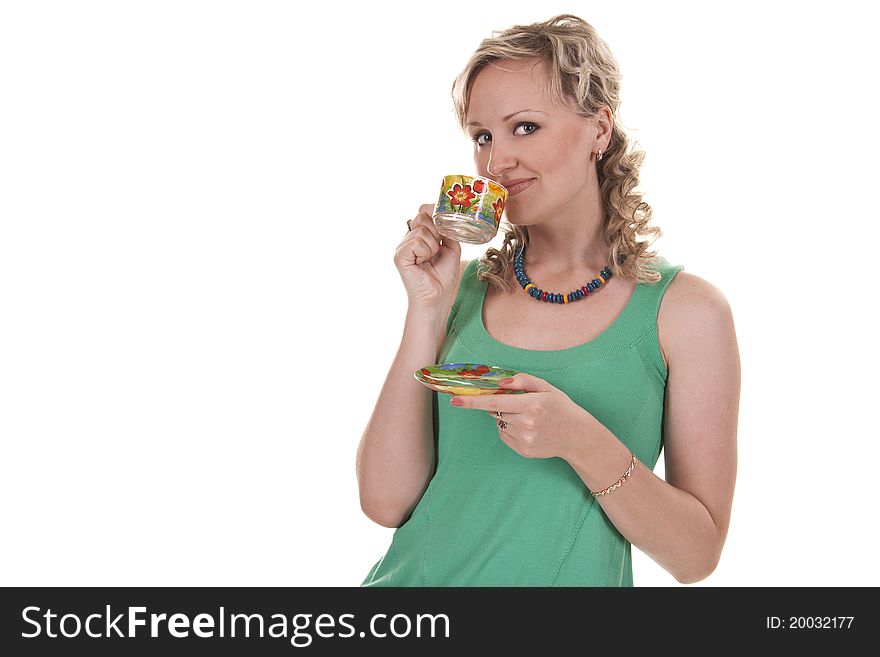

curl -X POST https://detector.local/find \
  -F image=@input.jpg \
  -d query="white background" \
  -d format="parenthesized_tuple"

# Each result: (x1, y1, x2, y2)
(1, 0, 877, 587)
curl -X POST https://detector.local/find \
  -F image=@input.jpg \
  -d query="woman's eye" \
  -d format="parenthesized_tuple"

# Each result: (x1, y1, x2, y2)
(472, 132, 490, 146)
(471, 122, 539, 146)
(514, 122, 538, 136)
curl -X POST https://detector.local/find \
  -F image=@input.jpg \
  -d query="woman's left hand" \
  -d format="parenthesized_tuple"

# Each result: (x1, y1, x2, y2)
(450, 372, 596, 460)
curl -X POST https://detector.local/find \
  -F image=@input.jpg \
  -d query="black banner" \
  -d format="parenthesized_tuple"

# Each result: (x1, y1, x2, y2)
(0, 587, 872, 654)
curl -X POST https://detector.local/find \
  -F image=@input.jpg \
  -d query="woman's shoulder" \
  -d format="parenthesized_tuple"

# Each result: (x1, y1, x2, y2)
(657, 270, 736, 368)
(661, 271, 731, 315)
(455, 258, 472, 290)
(448, 259, 473, 311)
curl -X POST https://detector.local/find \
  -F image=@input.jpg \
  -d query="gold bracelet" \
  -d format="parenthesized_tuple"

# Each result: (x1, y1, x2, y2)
(591, 452, 636, 497)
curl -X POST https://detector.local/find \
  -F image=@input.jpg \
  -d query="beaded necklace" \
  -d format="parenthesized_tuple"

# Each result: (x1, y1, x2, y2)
(513, 245, 614, 304)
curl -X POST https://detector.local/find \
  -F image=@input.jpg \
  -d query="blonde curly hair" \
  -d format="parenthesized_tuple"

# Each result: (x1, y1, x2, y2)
(450, 14, 663, 290)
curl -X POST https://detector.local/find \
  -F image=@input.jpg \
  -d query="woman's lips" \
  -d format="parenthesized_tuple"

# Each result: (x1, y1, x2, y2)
(505, 179, 535, 196)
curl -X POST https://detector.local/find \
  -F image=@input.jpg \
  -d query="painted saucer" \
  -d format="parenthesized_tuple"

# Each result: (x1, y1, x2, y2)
(414, 362, 523, 396)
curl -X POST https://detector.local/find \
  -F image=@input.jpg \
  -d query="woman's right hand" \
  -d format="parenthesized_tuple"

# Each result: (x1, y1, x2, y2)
(394, 203, 462, 311)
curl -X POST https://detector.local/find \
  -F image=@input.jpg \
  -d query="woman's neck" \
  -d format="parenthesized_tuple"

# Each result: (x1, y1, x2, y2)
(523, 224, 611, 275)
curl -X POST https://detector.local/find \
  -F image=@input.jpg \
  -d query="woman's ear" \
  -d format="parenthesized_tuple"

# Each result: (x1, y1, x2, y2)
(595, 105, 613, 152)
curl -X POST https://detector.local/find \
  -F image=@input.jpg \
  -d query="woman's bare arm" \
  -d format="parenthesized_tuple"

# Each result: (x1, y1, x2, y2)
(566, 272, 740, 583)
(356, 260, 469, 528)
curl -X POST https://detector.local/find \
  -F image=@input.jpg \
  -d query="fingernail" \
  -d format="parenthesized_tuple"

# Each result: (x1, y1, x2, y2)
(450, 397, 463, 406)
(499, 378, 514, 386)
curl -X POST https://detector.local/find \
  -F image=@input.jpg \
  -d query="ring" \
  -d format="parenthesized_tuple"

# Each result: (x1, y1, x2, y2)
(407, 219, 413, 232)
(497, 419, 507, 430)
(494, 411, 503, 420)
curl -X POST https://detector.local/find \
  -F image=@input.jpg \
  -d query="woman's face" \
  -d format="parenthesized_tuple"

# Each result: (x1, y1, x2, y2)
(465, 58, 598, 225)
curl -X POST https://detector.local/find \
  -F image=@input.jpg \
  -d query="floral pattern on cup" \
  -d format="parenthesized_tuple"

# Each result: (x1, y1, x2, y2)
(446, 183, 477, 211)
(492, 196, 505, 223)
(435, 175, 508, 230)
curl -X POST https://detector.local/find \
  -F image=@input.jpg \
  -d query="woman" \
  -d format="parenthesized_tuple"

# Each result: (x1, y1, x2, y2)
(357, 14, 740, 586)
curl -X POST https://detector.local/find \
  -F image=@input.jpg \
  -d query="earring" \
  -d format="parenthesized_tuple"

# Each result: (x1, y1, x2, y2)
(597, 149, 604, 161)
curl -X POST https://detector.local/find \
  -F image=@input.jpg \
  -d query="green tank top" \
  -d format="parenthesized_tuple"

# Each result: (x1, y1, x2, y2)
(361, 256, 684, 586)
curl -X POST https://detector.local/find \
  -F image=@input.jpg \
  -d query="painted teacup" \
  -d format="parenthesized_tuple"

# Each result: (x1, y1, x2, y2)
(433, 174, 507, 244)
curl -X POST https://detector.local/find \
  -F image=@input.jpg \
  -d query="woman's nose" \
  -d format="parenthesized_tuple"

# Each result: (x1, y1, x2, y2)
(486, 141, 516, 179)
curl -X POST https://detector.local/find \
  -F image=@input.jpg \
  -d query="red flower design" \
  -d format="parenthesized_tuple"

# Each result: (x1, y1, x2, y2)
(446, 183, 476, 207)
(472, 179, 485, 194)
(458, 364, 491, 378)
(492, 196, 506, 221)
